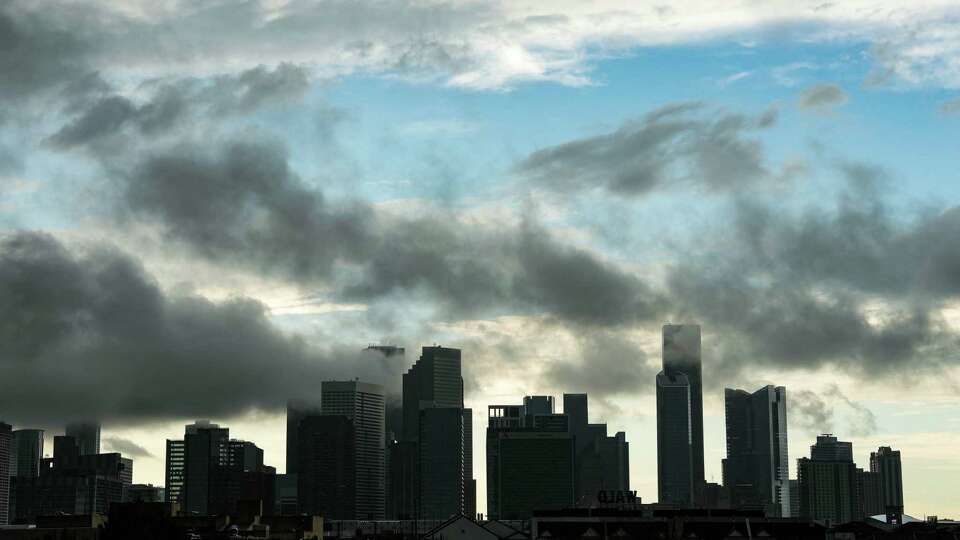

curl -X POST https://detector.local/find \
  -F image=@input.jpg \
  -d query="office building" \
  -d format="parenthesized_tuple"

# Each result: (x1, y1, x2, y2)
(856, 469, 883, 518)
(286, 399, 321, 475)
(387, 440, 418, 519)
(662, 324, 704, 495)
(125, 484, 166, 503)
(487, 402, 575, 520)
(722, 385, 790, 516)
(419, 407, 465, 519)
(1, 422, 11, 525)
(789, 479, 800, 519)
(9, 435, 131, 523)
(10, 429, 44, 478)
(656, 371, 693, 505)
(395, 346, 471, 521)
(65, 422, 100, 456)
(321, 380, 386, 520)
(183, 421, 230, 515)
(871, 446, 903, 514)
(563, 394, 630, 506)
(165, 439, 186, 505)
(297, 415, 355, 518)
(797, 435, 857, 524)
(464, 409, 476, 519)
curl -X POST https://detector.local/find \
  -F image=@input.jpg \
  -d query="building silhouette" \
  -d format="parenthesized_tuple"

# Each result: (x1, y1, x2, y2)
(0, 422, 11, 525)
(661, 325, 705, 497)
(165, 439, 185, 506)
(797, 435, 857, 524)
(321, 380, 386, 520)
(297, 415, 356, 518)
(65, 422, 100, 456)
(722, 385, 790, 516)
(856, 468, 883, 518)
(393, 346, 472, 521)
(871, 446, 903, 515)
(286, 399, 322, 476)
(10, 429, 44, 479)
(656, 370, 694, 505)
(486, 401, 575, 520)
(564, 393, 630, 507)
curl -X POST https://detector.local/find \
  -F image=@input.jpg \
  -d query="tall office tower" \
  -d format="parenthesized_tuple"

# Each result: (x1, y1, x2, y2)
(870, 447, 903, 514)
(229, 440, 265, 473)
(183, 421, 230, 515)
(662, 324, 704, 495)
(789, 479, 800, 518)
(387, 440, 418, 519)
(463, 409, 476, 519)
(856, 469, 883, 518)
(65, 422, 101, 455)
(10, 429, 44, 478)
(286, 399, 321, 475)
(797, 435, 858, 524)
(722, 386, 790, 517)
(486, 403, 575, 520)
(399, 346, 469, 520)
(165, 439, 186, 505)
(0, 422, 11, 525)
(321, 380, 386, 520)
(419, 407, 465, 519)
(656, 371, 694, 505)
(297, 415, 356, 518)
(563, 393, 630, 505)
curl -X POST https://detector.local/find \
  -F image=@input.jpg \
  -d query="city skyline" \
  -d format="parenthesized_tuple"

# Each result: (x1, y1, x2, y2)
(2, 0, 960, 521)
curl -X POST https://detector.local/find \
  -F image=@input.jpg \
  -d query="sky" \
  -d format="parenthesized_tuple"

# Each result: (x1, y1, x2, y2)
(2, 0, 960, 518)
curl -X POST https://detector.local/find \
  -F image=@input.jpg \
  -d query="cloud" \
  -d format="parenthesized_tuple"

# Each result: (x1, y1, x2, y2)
(0, 231, 406, 425)
(826, 384, 878, 437)
(102, 436, 154, 458)
(516, 103, 786, 197)
(791, 390, 835, 434)
(798, 83, 849, 111)
(940, 97, 960, 115)
(47, 63, 311, 149)
(543, 331, 658, 397)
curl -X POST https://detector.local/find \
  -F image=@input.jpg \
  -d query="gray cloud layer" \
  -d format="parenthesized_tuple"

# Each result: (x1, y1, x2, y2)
(102, 436, 154, 458)
(516, 103, 784, 196)
(798, 83, 849, 111)
(0, 231, 405, 425)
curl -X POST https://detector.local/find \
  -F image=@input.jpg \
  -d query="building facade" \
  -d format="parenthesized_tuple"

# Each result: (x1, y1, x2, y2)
(321, 380, 386, 520)
(870, 446, 903, 514)
(10, 429, 44, 479)
(661, 324, 704, 497)
(722, 385, 790, 516)
(797, 435, 857, 524)
(656, 371, 693, 506)
(0, 422, 11, 525)
(297, 415, 356, 518)
(64, 422, 100, 456)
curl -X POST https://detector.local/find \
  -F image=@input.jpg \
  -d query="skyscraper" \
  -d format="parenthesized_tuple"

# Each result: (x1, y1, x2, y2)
(797, 435, 858, 524)
(722, 385, 790, 516)
(419, 407, 464, 519)
(65, 422, 101, 456)
(183, 421, 230, 516)
(286, 399, 321, 476)
(165, 439, 186, 505)
(321, 380, 386, 520)
(397, 346, 470, 521)
(563, 393, 630, 506)
(297, 415, 356, 518)
(870, 446, 903, 514)
(10, 429, 44, 478)
(0, 422, 11, 525)
(661, 324, 704, 497)
(656, 371, 693, 505)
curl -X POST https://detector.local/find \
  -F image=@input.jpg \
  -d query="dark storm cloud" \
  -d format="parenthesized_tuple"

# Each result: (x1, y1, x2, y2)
(0, 231, 404, 425)
(544, 331, 658, 396)
(791, 390, 835, 434)
(0, 2, 96, 101)
(102, 436, 153, 458)
(118, 136, 665, 327)
(48, 64, 311, 149)
(669, 164, 960, 380)
(515, 103, 782, 196)
(798, 82, 849, 111)
(940, 97, 960, 115)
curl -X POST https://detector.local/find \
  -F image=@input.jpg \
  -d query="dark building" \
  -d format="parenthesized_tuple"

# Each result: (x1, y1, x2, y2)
(871, 446, 903, 515)
(297, 415, 355, 519)
(722, 385, 790, 516)
(563, 394, 630, 507)
(167, 421, 274, 517)
(9, 436, 132, 524)
(321, 380, 386, 520)
(65, 422, 101, 456)
(418, 407, 465, 519)
(656, 371, 693, 506)
(10, 429, 45, 479)
(286, 399, 322, 476)
(387, 440, 418, 519)
(797, 435, 858, 524)
(661, 324, 704, 498)
(124, 484, 165, 503)
(856, 469, 883, 518)
(487, 400, 577, 520)
(393, 345, 472, 521)
(1, 422, 11, 525)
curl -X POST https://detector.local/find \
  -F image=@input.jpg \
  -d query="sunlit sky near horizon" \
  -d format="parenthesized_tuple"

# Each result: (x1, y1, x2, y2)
(2, 0, 960, 518)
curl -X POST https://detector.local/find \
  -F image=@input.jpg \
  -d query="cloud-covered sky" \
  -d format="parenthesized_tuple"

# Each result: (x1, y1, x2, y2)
(2, 0, 960, 517)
